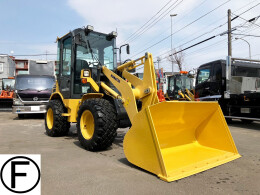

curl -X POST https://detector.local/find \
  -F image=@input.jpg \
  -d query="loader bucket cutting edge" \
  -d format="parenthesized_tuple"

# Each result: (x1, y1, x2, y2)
(123, 101, 241, 182)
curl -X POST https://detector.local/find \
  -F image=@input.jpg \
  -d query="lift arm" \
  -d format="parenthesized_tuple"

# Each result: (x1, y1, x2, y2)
(101, 53, 159, 123)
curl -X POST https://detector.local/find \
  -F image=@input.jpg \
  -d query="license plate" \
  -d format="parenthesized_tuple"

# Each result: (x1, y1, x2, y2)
(241, 108, 250, 113)
(31, 106, 40, 111)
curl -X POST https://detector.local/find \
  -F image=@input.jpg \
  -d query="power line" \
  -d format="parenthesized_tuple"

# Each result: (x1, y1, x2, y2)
(121, 0, 178, 44)
(232, 33, 260, 38)
(154, 21, 227, 59)
(166, 22, 260, 68)
(130, 0, 231, 58)
(133, 0, 260, 62)
(185, 21, 260, 58)
(130, 0, 211, 58)
(231, 13, 260, 28)
(151, 20, 259, 69)
(165, 21, 257, 59)
(231, 2, 260, 21)
(126, 0, 183, 44)
(154, 3, 260, 60)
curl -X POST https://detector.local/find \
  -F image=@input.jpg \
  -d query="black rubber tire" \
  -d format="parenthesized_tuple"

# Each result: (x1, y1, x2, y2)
(77, 98, 118, 151)
(18, 114, 24, 119)
(45, 99, 70, 137)
(241, 119, 253, 124)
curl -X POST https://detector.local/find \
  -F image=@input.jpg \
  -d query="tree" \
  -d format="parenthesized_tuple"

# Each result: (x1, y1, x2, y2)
(167, 48, 185, 72)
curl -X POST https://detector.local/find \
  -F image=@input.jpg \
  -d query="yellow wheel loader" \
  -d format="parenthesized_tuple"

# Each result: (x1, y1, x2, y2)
(45, 26, 241, 182)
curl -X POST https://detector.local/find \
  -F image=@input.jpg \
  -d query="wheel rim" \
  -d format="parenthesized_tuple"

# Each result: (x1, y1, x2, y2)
(46, 108, 54, 129)
(80, 110, 94, 140)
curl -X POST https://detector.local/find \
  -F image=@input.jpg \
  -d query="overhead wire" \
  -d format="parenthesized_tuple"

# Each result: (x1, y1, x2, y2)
(154, 0, 260, 60)
(125, 0, 183, 44)
(130, 0, 231, 58)
(135, 17, 260, 71)
(120, 0, 179, 45)
(156, 3, 260, 61)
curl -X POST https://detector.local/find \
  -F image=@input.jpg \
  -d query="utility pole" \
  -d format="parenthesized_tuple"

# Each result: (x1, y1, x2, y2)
(170, 14, 177, 75)
(226, 9, 232, 99)
(157, 57, 161, 70)
(228, 9, 232, 57)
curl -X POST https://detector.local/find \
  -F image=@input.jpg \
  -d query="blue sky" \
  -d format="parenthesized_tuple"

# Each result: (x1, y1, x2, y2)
(1, 0, 260, 72)
(0, 0, 83, 57)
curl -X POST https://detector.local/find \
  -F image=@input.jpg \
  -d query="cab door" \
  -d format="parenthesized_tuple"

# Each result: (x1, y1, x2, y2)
(167, 76, 175, 99)
(210, 62, 222, 95)
(195, 65, 212, 98)
(59, 36, 72, 99)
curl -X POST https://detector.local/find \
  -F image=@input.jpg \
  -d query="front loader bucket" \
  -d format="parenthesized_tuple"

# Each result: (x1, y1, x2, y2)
(123, 101, 241, 182)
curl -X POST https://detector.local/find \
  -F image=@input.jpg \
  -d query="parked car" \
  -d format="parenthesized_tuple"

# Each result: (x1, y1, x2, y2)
(12, 75, 55, 118)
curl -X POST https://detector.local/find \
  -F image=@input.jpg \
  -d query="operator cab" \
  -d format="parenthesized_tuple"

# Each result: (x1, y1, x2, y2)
(167, 72, 194, 100)
(56, 26, 117, 99)
(2, 78, 15, 91)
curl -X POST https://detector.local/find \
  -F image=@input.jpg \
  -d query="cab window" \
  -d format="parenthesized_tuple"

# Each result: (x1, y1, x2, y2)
(197, 69, 210, 84)
(213, 64, 222, 81)
(62, 37, 72, 76)
(168, 77, 174, 91)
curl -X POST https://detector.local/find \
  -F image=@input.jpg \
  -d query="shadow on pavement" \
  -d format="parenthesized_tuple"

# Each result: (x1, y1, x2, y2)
(113, 131, 125, 148)
(13, 114, 45, 120)
(118, 157, 161, 179)
(228, 120, 260, 131)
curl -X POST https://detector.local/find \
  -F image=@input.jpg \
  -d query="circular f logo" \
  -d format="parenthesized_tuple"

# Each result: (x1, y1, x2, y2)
(0, 156, 41, 193)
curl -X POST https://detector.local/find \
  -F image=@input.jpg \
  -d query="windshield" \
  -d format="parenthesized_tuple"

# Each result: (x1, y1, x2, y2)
(2, 79, 15, 91)
(197, 69, 210, 84)
(15, 76, 55, 91)
(175, 75, 193, 92)
(182, 76, 193, 90)
(77, 32, 115, 70)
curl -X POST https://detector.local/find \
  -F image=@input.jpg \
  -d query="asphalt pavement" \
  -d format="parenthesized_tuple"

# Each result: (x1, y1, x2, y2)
(0, 112, 259, 195)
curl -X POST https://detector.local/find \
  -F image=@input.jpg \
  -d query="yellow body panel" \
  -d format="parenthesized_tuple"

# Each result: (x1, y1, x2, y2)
(124, 101, 241, 182)
(80, 69, 100, 92)
(50, 79, 103, 123)
(102, 53, 159, 123)
(63, 99, 81, 122)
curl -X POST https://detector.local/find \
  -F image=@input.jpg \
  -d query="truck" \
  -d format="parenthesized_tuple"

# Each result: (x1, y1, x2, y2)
(12, 75, 55, 118)
(195, 58, 260, 123)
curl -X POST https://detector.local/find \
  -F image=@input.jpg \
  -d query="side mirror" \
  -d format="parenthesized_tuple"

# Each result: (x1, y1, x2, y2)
(126, 45, 130, 54)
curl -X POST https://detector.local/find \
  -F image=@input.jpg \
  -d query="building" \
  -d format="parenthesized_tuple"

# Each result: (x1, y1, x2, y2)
(13, 58, 57, 76)
(0, 55, 16, 90)
(14, 59, 29, 75)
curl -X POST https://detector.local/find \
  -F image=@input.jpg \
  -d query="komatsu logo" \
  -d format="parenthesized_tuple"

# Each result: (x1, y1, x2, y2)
(111, 74, 120, 83)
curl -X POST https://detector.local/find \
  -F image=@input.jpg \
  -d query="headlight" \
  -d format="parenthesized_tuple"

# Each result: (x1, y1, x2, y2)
(13, 97, 24, 106)
(83, 70, 90, 77)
